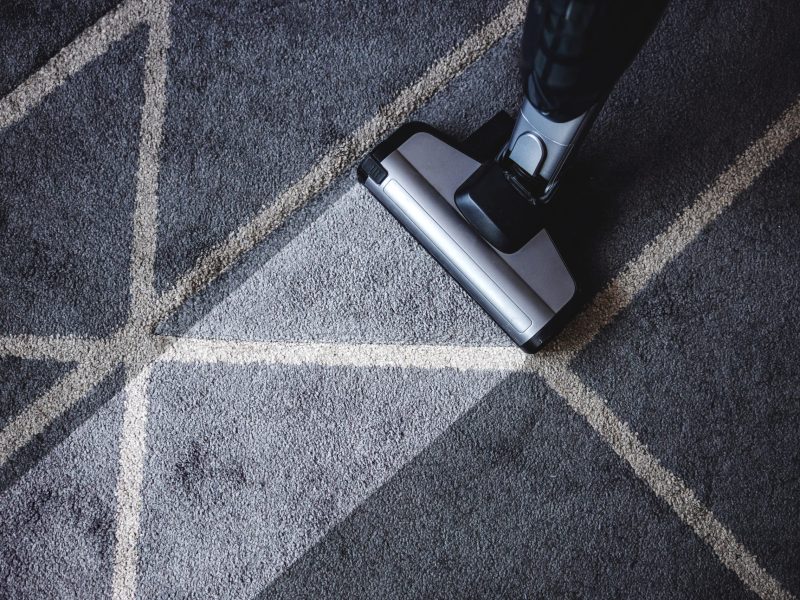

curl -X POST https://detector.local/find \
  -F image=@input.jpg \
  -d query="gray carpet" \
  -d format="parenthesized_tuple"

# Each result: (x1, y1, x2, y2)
(1, 0, 799, 598)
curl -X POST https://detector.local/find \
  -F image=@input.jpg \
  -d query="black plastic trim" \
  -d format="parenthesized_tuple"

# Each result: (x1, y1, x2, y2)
(357, 155, 387, 185)
(458, 111, 514, 163)
(520, 292, 581, 353)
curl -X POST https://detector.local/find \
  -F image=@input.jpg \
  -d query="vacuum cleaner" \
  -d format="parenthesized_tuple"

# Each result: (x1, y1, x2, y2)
(359, 0, 669, 352)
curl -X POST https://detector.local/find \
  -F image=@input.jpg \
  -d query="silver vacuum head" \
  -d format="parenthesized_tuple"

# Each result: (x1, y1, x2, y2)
(359, 123, 578, 352)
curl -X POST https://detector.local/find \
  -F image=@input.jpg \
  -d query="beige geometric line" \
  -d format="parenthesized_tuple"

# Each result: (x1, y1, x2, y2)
(0, 0, 151, 132)
(0, 354, 117, 465)
(0, 333, 105, 363)
(160, 336, 525, 372)
(532, 355, 795, 600)
(0, 0, 526, 475)
(128, 0, 172, 325)
(159, 98, 800, 600)
(0, 327, 167, 472)
(154, 0, 528, 322)
(157, 329, 798, 598)
(112, 1, 173, 597)
(549, 95, 800, 360)
(530, 101, 800, 600)
(111, 365, 153, 600)
(153, 98, 800, 599)
(1, 0, 794, 594)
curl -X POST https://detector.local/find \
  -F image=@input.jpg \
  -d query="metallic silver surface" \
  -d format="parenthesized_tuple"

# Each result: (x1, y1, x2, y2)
(384, 179, 534, 333)
(508, 132, 546, 177)
(508, 97, 597, 183)
(365, 132, 576, 346)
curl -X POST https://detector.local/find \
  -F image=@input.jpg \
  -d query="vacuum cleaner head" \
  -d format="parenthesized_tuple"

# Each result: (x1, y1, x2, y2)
(358, 113, 578, 353)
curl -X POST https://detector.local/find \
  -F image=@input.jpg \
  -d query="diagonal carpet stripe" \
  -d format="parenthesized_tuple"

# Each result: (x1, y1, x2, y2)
(111, 1, 173, 597)
(154, 0, 528, 322)
(529, 99, 800, 600)
(0, 356, 117, 464)
(0, 334, 104, 363)
(128, 0, 172, 325)
(532, 355, 795, 600)
(228, 97, 800, 599)
(0, 0, 152, 132)
(550, 95, 800, 360)
(0, 0, 527, 476)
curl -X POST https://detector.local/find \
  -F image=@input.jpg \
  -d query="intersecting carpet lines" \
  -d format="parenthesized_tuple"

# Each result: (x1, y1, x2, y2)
(1, 0, 529, 598)
(0, 0, 798, 598)
(0, 0, 528, 472)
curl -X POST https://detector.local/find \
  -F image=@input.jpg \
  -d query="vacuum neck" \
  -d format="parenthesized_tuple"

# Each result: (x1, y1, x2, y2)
(505, 97, 597, 198)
